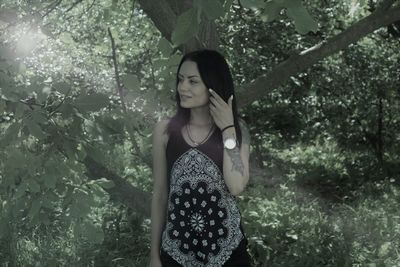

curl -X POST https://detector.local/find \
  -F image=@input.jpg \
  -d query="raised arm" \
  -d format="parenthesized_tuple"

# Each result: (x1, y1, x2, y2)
(222, 119, 251, 196)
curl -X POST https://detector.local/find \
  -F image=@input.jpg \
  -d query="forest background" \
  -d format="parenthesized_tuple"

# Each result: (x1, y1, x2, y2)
(1, 0, 400, 266)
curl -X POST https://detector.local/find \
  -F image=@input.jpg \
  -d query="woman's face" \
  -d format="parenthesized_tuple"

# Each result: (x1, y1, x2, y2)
(177, 60, 210, 109)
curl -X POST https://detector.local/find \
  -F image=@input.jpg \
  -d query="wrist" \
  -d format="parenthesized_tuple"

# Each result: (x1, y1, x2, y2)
(222, 126, 237, 150)
(221, 124, 234, 132)
(222, 126, 235, 137)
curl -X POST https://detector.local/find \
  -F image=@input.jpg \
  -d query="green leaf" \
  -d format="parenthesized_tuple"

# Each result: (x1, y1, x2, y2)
(89, 183, 108, 199)
(15, 181, 28, 199)
(76, 145, 87, 161)
(43, 173, 57, 189)
(171, 7, 200, 46)
(158, 38, 173, 56)
(59, 32, 75, 45)
(378, 242, 391, 257)
(0, 122, 20, 147)
(223, 0, 235, 12)
(121, 74, 140, 91)
(0, 99, 5, 113)
(103, 8, 111, 20)
(153, 58, 168, 70)
(30, 110, 47, 124)
(18, 62, 27, 74)
(38, 211, 50, 226)
(199, 0, 225, 20)
(15, 102, 28, 119)
(59, 102, 74, 118)
(69, 189, 92, 217)
(84, 145, 106, 164)
(42, 192, 58, 208)
(285, 0, 318, 34)
(75, 93, 109, 112)
(25, 120, 47, 140)
(99, 115, 125, 135)
(261, 1, 283, 22)
(62, 186, 75, 209)
(27, 179, 41, 193)
(286, 232, 298, 240)
(14, 197, 28, 217)
(167, 54, 182, 68)
(54, 82, 71, 95)
(28, 198, 41, 219)
(5, 149, 25, 170)
(82, 221, 104, 243)
(0, 217, 10, 239)
(240, 0, 265, 9)
(0, 71, 11, 85)
(62, 140, 77, 160)
(74, 221, 104, 243)
(91, 177, 115, 189)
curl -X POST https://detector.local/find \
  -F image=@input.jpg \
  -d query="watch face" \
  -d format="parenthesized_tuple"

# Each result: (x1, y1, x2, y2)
(224, 138, 236, 149)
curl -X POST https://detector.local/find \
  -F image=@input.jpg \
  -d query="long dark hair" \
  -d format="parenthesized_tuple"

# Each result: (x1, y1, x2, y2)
(165, 49, 243, 148)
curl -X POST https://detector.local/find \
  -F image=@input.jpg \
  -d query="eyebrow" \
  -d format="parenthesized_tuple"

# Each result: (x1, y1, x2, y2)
(178, 73, 199, 78)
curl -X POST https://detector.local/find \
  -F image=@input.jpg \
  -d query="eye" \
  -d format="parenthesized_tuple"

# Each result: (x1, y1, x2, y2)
(190, 80, 198, 84)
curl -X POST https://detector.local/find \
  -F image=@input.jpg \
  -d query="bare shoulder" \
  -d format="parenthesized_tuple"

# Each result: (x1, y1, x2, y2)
(153, 118, 171, 148)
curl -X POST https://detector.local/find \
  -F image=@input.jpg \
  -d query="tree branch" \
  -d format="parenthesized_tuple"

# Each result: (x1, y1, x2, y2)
(235, 6, 400, 109)
(107, 27, 150, 168)
(136, 0, 177, 42)
(136, 0, 210, 52)
(41, 0, 63, 18)
(83, 155, 151, 217)
(107, 27, 126, 112)
(65, 0, 84, 13)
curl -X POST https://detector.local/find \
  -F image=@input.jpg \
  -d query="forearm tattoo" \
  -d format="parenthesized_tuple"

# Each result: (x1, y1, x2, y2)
(227, 146, 245, 176)
(240, 120, 251, 147)
(225, 119, 250, 177)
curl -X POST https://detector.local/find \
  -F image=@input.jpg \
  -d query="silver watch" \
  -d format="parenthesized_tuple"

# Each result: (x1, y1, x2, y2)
(223, 137, 237, 150)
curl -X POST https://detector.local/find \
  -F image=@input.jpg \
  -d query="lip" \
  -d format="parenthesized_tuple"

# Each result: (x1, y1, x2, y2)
(180, 95, 192, 98)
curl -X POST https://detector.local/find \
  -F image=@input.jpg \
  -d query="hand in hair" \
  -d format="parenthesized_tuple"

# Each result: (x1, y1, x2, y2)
(208, 88, 234, 130)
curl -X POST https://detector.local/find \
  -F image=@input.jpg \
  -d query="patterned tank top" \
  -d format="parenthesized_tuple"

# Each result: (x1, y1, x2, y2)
(161, 125, 244, 267)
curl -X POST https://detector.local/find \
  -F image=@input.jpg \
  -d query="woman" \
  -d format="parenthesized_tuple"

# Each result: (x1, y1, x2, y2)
(149, 49, 251, 267)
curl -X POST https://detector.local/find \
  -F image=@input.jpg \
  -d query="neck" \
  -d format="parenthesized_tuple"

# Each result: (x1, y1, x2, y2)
(188, 106, 213, 126)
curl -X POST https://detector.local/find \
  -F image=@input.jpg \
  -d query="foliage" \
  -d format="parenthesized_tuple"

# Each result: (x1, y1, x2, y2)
(171, 0, 318, 46)
(0, 0, 399, 266)
(0, 1, 160, 264)
(239, 181, 400, 266)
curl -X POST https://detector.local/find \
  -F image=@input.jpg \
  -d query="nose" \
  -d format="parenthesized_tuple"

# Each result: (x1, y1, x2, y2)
(178, 79, 190, 93)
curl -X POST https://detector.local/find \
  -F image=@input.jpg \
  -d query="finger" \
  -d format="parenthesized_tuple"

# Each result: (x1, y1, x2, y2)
(209, 103, 214, 111)
(209, 102, 218, 112)
(209, 97, 220, 109)
(209, 103, 217, 114)
(209, 95, 217, 105)
(209, 89, 225, 105)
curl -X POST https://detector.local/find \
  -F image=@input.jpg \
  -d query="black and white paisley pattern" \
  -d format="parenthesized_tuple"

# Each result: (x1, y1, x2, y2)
(161, 148, 243, 267)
